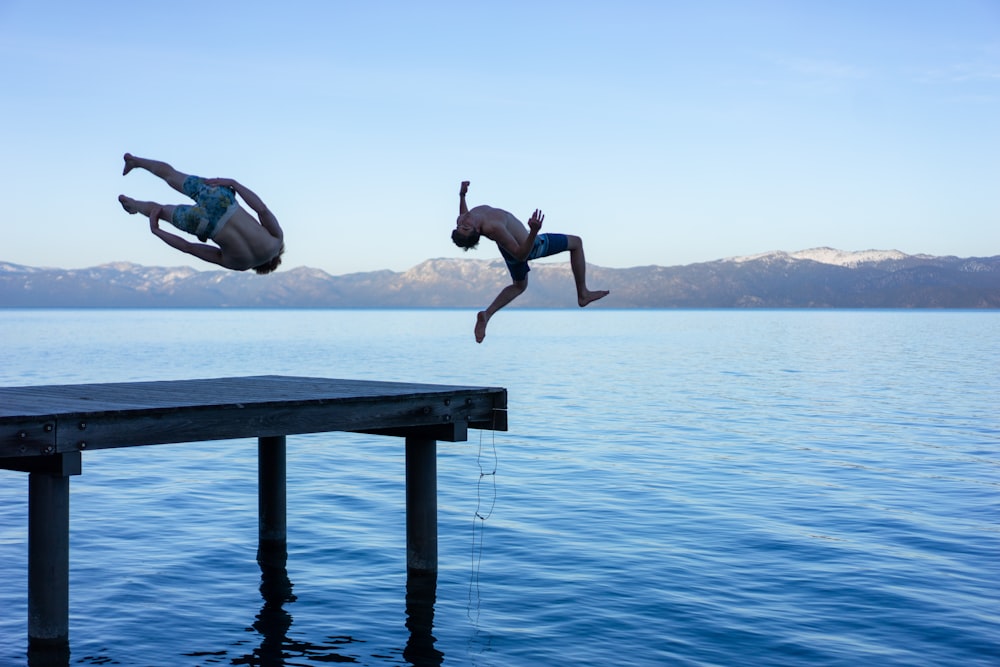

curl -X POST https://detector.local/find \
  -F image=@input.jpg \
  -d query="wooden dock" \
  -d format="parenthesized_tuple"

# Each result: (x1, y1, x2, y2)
(0, 375, 507, 660)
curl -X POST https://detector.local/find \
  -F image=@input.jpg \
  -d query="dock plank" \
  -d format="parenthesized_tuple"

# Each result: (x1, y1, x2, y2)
(0, 375, 507, 458)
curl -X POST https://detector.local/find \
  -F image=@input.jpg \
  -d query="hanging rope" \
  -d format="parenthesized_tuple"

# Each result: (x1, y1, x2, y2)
(468, 408, 499, 624)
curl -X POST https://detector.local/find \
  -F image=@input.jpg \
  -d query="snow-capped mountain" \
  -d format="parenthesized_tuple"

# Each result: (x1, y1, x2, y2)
(1, 249, 998, 308)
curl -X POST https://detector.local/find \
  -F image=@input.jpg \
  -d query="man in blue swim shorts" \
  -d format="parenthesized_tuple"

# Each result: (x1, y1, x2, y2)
(119, 153, 284, 274)
(451, 180, 609, 343)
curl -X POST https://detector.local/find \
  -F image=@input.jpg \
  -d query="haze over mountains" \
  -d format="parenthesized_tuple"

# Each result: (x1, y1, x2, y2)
(2, 248, 998, 308)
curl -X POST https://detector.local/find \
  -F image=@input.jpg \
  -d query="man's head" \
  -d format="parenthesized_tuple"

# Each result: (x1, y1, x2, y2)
(452, 217, 480, 250)
(253, 245, 285, 275)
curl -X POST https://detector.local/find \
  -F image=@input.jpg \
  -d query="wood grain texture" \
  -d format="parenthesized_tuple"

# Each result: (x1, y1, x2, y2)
(1, 376, 507, 459)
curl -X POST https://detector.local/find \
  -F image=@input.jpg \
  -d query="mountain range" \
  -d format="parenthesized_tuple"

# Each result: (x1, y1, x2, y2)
(2, 248, 998, 308)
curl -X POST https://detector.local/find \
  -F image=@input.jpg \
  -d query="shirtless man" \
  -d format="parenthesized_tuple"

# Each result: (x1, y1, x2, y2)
(119, 153, 284, 274)
(451, 181, 608, 343)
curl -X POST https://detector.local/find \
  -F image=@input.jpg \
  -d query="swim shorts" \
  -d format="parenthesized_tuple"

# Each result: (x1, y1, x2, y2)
(499, 233, 570, 282)
(171, 176, 238, 242)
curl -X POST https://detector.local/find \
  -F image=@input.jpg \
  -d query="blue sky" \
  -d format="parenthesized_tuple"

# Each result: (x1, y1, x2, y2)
(2, 0, 998, 275)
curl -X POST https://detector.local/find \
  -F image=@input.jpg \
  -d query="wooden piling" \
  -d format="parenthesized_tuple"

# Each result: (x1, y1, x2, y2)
(406, 436, 438, 574)
(26, 454, 80, 662)
(257, 435, 287, 569)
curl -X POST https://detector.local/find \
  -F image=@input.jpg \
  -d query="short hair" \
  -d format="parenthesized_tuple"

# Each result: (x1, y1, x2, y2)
(451, 228, 480, 250)
(253, 245, 285, 275)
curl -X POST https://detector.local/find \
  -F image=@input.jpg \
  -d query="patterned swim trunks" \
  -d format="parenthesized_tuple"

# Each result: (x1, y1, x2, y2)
(171, 175, 238, 242)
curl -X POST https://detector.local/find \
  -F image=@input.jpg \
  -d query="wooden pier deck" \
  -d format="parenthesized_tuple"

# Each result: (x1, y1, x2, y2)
(0, 375, 507, 660)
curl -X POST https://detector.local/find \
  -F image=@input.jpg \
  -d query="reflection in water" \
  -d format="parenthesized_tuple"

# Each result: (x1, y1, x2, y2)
(404, 572, 443, 667)
(27, 641, 69, 667)
(246, 562, 299, 665)
(232, 557, 445, 665)
(232, 565, 444, 666)
(232, 553, 362, 666)
(32, 562, 444, 665)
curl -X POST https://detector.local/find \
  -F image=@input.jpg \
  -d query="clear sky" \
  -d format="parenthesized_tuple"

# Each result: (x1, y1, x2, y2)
(2, 0, 998, 275)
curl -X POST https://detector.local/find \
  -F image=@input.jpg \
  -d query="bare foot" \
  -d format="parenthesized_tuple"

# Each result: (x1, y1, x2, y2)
(474, 311, 489, 343)
(122, 153, 136, 176)
(578, 290, 609, 307)
(118, 194, 138, 214)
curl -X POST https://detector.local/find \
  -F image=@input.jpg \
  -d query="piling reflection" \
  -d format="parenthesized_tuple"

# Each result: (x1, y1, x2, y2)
(230, 564, 447, 666)
(404, 571, 443, 666)
(27, 641, 69, 667)
(233, 552, 368, 666)
(26, 566, 443, 666)
(248, 562, 298, 665)
(235, 558, 375, 665)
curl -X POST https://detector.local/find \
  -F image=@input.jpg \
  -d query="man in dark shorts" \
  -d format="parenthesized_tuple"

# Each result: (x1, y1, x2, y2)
(119, 153, 284, 274)
(451, 181, 609, 343)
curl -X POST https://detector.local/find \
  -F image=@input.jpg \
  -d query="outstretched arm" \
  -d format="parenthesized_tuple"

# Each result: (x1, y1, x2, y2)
(204, 177, 284, 241)
(522, 209, 543, 258)
(498, 209, 543, 261)
(147, 207, 227, 267)
(459, 181, 470, 216)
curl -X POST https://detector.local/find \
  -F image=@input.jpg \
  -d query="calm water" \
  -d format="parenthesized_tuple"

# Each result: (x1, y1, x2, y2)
(1, 309, 998, 666)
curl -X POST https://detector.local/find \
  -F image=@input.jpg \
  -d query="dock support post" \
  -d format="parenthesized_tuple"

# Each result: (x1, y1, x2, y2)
(27, 463, 74, 663)
(405, 436, 437, 574)
(257, 436, 287, 569)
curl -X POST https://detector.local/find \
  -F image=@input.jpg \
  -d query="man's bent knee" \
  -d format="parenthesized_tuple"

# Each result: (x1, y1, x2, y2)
(514, 279, 528, 292)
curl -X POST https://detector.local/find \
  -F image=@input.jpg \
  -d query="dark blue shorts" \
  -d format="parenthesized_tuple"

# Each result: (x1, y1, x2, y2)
(499, 233, 570, 282)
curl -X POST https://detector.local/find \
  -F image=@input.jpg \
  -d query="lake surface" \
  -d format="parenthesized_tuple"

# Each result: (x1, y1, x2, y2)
(1, 309, 998, 666)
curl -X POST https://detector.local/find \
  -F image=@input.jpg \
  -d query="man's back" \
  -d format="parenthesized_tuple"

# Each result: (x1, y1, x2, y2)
(213, 207, 284, 271)
(468, 205, 528, 245)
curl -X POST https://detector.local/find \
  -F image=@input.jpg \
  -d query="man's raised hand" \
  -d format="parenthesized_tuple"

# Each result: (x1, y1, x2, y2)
(528, 209, 544, 232)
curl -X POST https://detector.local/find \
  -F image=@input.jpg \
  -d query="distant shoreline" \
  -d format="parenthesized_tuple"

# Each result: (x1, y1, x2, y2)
(3, 250, 999, 309)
